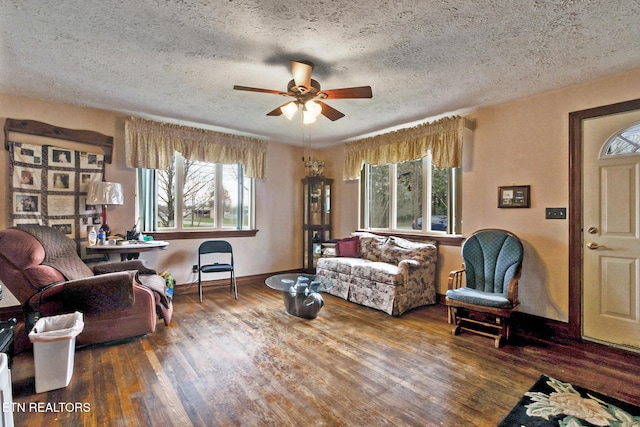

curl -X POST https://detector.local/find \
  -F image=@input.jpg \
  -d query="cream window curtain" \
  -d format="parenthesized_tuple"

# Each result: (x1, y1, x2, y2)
(125, 117, 268, 179)
(343, 116, 468, 180)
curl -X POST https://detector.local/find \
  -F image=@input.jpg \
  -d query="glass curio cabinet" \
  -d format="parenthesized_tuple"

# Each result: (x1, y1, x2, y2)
(302, 177, 332, 272)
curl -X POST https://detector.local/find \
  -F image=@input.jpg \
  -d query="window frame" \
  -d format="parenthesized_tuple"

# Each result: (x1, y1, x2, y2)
(137, 153, 257, 240)
(359, 154, 461, 236)
(600, 121, 640, 158)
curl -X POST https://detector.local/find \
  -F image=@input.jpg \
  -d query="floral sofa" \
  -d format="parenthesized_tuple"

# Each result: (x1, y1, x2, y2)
(316, 232, 437, 316)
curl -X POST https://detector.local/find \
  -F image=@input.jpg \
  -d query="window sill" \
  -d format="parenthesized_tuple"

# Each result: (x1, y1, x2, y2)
(356, 230, 464, 247)
(146, 229, 258, 240)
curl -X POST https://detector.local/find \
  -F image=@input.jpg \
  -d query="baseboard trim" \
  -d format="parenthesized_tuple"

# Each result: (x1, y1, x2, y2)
(512, 311, 571, 341)
(175, 270, 303, 295)
(1, 283, 571, 341)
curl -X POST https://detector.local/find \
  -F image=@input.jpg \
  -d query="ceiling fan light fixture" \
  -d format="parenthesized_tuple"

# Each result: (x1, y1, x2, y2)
(234, 59, 372, 123)
(302, 100, 322, 124)
(304, 100, 322, 118)
(281, 101, 298, 120)
(302, 110, 317, 124)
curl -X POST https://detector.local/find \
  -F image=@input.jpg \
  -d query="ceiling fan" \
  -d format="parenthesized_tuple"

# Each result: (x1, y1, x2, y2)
(233, 60, 372, 124)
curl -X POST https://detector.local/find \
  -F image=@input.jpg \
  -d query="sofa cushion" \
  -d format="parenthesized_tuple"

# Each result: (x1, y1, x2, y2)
(380, 236, 436, 265)
(335, 236, 361, 257)
(352, 232, 387, 261)
(351, 262, 404, 285)
(322, 246, 337, 257)
(317, 257, 371, 275)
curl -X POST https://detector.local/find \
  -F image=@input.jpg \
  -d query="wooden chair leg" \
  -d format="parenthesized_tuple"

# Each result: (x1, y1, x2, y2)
(450, 309, 513, 347)
(449, 307, 461, 335)
(494, 336, 503, 348)
(494, 316, 509, 347)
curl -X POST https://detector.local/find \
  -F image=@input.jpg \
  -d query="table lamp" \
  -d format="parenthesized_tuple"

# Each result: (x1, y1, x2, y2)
(86, 181, 123, 237)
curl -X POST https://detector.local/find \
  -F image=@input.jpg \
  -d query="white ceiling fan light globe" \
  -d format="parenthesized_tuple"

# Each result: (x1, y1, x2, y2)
(281, 101, 298, 120)
(304, 100, 322, 118)
(302, 110, 317, 124)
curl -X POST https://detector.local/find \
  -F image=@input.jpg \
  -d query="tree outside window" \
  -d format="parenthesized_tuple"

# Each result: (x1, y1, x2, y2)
(152, 154, 252, 231)
(362, 154, 458, 233)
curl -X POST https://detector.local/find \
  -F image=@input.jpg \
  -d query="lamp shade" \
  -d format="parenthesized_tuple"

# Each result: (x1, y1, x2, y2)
(86, 182, 124, 205)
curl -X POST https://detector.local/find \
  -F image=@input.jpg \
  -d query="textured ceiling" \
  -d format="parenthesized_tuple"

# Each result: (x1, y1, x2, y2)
(2, 1, 640, 147)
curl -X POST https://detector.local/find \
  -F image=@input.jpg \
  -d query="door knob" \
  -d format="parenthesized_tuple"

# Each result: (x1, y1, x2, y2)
(587, 242, 601, 250)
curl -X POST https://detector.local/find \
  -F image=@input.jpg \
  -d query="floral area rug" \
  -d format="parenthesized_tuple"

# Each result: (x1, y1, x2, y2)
(498, 375, 640, 426)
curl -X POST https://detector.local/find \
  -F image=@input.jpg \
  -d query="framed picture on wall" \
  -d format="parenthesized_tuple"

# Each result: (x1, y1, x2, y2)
(498, 185, 530, 208)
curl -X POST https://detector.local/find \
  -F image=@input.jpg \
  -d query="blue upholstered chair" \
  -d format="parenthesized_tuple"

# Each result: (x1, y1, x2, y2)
(446, 229, 524, 347)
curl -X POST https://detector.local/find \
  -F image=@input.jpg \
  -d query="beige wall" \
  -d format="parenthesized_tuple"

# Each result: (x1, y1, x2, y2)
(147, 140, 306, 286)
(325, 68, 640, 323)
(0, 94, 304, 297)
(3, 67, 640, 320)
(465, 68, 640, 322)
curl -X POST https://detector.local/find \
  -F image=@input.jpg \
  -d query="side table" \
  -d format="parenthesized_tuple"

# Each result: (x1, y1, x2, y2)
(86, 240, 169, 261)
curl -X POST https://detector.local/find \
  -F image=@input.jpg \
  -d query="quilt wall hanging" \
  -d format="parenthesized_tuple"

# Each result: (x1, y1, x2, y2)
(8, 141, 105, 242)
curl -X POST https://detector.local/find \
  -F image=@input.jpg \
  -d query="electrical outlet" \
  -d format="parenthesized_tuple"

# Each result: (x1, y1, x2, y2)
(192, 264, 198, 273)
(545, 207, 566, 220)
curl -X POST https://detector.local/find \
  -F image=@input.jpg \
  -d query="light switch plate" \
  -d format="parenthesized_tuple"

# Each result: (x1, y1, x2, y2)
(545, 207, 566, 220)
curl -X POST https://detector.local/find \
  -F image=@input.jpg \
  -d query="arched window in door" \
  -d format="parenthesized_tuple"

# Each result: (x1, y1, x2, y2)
(601, 122, 640, 157)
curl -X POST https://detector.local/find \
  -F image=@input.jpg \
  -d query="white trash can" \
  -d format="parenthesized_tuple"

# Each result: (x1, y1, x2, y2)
(28, 312, 84, 393)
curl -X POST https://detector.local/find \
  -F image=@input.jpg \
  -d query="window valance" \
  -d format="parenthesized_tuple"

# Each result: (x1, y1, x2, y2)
(343, 116, 468, 180)
(125, 117, 268, 179)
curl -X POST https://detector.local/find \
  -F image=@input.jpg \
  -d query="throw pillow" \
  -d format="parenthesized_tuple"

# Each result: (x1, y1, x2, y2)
(336, 236, 361, 257)
(381, 237, 436, 264)
(352, 232, 387, 261)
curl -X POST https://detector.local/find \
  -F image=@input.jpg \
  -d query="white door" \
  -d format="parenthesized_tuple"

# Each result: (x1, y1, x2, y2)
(583, 110, 640, 350)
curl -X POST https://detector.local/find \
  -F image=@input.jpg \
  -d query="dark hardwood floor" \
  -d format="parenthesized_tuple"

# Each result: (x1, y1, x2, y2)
(9, 281, 640, 426)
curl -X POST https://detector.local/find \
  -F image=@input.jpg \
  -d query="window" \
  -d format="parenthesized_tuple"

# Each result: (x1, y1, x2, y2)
(360, 154, 460, 234)
(602, 122, 640, 157)
(138, 153, 254, 232)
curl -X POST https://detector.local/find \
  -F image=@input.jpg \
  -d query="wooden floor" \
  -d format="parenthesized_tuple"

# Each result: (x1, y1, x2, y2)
(9, 281, 640, 426)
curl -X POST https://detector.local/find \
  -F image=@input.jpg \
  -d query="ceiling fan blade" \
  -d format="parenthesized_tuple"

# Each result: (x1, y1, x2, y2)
(266, 103, 288, 116)
(321, 86, 373, 99)
(233, 85, 290, 96)
(316, 101, 345, 121)
(290, 60, 313, 91)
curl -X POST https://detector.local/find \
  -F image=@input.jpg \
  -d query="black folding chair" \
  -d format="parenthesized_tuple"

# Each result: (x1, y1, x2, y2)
(198, 240, 237, 302)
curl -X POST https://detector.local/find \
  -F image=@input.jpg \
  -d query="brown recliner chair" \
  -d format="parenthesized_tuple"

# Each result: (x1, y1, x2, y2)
(0, 225, 172, 352)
